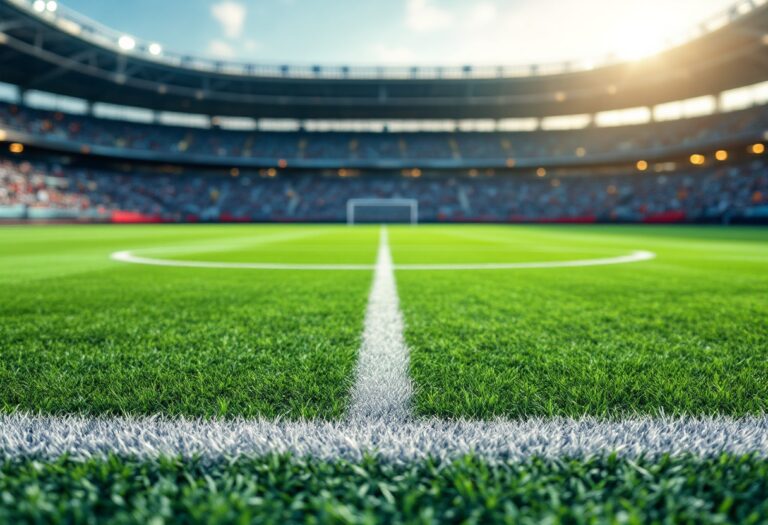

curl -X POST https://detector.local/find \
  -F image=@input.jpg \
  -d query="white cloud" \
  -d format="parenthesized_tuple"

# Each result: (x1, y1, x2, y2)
(211, 1, 247, 39)
(374, 44, 416, 63)
(405, 0, 453, 32)
(469, 2, 496, 27)
(243, 39, 261, 52)
(207, 39, 236, 58)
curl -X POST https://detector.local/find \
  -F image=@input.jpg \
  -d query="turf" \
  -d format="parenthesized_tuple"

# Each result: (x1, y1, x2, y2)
(3, 223, 768, 522)
(392, 226, 768, 419)
(2, 454, 768, 524)
(0, 225, 376, 418)
(2, 224, 767, 419)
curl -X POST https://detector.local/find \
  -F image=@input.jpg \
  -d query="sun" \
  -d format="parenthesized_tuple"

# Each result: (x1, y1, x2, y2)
(609, 7, 674, 61)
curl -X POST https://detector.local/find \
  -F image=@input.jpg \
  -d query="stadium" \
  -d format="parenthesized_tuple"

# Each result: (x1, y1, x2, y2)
(0, 0, 767, 521)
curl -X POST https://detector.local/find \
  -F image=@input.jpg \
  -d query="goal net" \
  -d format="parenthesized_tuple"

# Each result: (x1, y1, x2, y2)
(346, 198, 418, 225)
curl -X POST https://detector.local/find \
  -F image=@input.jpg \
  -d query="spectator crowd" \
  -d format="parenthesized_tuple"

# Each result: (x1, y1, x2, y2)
(1, 159, 766, 223)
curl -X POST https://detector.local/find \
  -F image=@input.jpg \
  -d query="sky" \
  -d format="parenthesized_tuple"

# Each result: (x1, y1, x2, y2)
(60, 0, 738, 66)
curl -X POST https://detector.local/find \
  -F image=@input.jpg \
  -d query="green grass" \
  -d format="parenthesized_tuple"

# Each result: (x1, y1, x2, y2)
(3, 453, 768, 524)
(0, 225, 376, 418)
(1, 224, 766, 420)
(392, 226, 768, 419)
(2, 224, 768, 522)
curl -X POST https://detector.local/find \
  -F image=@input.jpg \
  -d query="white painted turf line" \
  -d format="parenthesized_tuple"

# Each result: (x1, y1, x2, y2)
(111, 249, 656, 271)
(348, 227, 413, 421)
(3, 415, 768, 462)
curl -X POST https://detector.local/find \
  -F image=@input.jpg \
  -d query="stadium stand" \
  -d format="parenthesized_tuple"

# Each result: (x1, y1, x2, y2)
(0, 102, 766, 164)
(2, 158, 766, 223)
(0, 0, 767, 224)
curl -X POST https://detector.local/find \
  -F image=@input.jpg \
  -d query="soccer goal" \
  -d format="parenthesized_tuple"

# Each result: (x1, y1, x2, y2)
(346, 198, 419, 225)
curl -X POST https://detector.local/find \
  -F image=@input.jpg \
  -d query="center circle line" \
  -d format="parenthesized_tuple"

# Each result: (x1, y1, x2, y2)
(110, 250, 656, 271)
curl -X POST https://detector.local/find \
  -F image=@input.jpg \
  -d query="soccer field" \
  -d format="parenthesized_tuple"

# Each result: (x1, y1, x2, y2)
(2, 224, 768, 522)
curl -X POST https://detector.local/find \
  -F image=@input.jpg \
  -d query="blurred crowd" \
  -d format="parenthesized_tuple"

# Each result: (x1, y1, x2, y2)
(2, 159, 766, 223)
(1, 102, 766, 161)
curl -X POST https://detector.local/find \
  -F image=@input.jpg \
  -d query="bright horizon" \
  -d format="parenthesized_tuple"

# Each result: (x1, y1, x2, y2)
(58, 0, 737, 66)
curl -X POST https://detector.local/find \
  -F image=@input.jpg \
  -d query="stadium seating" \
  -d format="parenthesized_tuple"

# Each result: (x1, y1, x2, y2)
(2, 158, 766, 223)
(0, 102, 766, 163)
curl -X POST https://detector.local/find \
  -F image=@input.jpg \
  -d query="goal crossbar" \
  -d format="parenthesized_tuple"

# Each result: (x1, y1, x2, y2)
(346, 198, 418, 225)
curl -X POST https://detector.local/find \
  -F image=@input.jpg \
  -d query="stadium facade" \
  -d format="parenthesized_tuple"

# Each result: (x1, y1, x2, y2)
(0, 0, 767, 223)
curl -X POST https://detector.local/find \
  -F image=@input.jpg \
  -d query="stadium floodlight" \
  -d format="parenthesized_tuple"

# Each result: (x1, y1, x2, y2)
(347, 198, 418, 225)
(118, 35, 136, 51)
(46, 1, 57, 12)
(148, 43, 163, 56)
(33, 0, 45, 12)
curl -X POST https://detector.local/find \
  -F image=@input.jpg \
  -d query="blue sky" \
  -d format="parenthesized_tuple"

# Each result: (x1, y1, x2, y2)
(61, 0, 736, 66)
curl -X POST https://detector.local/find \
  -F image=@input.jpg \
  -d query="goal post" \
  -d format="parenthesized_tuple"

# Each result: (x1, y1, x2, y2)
(346, 198, 419, 225)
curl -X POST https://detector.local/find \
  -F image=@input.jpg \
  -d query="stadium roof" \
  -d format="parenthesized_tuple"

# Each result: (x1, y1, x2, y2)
(1, 0, 768, 119)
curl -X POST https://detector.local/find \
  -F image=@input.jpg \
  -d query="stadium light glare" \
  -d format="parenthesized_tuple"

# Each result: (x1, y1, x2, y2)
(118, 35, 136, 51)
(0, 129, 6, 141)
(751, 143, 765, 154)
(33, 0, 45, 12)
(689, 154, 706, 165)
(46, 1, 57, 12)
(9, 142, 24, 154)
(715, 150, 728, 161)
(148, 43, 163, 56)
(636, 160, 648, 171)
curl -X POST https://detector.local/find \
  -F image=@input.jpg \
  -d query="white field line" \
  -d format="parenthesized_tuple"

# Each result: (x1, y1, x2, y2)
(395, 250, 655, 270)
(348, 227, 412, 421)
(111, 251, 373, 271)
(3, 414, 768, 462)
(111, 249, 655, 271)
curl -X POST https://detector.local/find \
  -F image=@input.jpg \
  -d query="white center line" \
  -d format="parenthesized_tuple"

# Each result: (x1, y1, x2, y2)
(348, 226, 413, 422)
